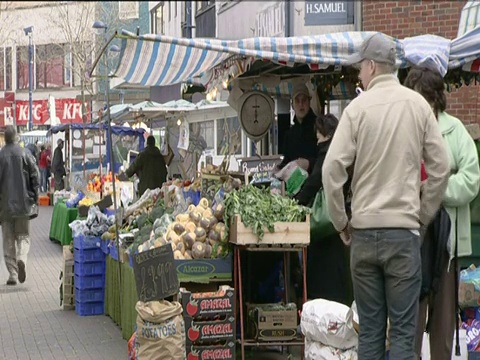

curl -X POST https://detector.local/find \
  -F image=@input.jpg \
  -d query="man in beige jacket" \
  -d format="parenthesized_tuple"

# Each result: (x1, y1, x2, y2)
(322, 33, 450, 360)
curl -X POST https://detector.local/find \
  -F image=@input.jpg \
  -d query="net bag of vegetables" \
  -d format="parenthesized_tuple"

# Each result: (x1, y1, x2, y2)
(135, 300, 186, 360)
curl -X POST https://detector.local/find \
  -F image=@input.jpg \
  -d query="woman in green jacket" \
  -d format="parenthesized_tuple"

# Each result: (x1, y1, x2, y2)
(405, 67, 480, 360)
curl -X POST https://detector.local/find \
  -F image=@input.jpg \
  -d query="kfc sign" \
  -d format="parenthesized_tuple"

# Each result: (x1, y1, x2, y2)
(15, 98, 90, 125)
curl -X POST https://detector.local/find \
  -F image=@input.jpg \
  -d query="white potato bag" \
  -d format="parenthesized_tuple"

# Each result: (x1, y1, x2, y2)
(301, 299, 358, 350)
(305, 340, 357, 360)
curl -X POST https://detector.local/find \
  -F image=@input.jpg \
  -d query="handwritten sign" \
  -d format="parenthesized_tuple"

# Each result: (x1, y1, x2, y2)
(239, 156, 282, 175)
(133, 243, 179, 302)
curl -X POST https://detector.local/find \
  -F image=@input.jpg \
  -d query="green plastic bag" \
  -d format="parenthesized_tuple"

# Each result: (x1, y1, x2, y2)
(285, 167, 309, 196)
(310, 189, 337, 242)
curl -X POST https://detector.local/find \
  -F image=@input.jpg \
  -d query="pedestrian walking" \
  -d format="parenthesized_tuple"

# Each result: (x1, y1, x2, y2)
(322, 33, 450, 360)
(405, 66, 480, 360)
(39, 145, 48, 193)
(0, 125, 39, 285)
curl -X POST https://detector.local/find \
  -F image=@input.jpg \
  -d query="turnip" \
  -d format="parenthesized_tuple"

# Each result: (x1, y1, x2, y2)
(192, 241, 206, 259)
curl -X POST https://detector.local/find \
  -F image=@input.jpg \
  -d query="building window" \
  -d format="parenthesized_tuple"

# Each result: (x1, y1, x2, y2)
(36, 44, 65, 89)
(119, 1, 139, 20)
(0, 47, 12, 91)
(152, 4, 165, 34)
(190, 121, 214, 152)
(217, 117, 241, 155)
(16, 46, 29, 90)
(175, 1, 178, 17)
(196, 1, 215, 13)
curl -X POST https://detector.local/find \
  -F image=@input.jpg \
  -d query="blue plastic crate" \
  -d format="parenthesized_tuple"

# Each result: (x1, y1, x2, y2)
(74, 248, 105, 263)
(74, 261, 105, 277)
(75, 300, 104, 316)
(74, 235, 101, 250)
(100, 240, 109, 255)
(109, 242, 119, 261)
(75, 288, 105, 303)
(74, 274, 105, 290)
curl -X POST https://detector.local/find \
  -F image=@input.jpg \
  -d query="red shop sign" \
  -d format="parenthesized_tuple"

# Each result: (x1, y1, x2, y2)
(16, 98, 90, 125)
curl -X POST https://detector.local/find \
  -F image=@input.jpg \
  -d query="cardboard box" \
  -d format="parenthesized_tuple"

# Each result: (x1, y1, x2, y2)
(175, 256, 232, 283)
(186, 340, 235, 360)
(185, 315, 235, 344)
(179, 286, 235, 319)
(247, 303, 298, 341)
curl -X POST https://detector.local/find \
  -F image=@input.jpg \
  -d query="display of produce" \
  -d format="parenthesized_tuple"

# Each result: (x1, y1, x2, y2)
(133, 197, 230, 260)
(224, 184, 310, 240)
(87, 171, 120, 192)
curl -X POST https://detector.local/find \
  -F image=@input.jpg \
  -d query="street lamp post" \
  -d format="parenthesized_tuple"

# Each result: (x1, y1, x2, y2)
(24, 26, 34, 131)
(92, 20, 122, 301)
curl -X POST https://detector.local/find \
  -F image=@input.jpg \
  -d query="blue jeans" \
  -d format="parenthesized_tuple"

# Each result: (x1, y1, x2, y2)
(350, 228, 421, 360)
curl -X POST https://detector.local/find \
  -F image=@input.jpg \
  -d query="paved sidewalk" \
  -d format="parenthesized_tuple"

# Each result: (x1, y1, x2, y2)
(0, 206, 127, 360)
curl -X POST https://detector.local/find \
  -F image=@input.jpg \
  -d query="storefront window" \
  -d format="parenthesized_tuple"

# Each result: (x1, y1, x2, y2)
(217, 116, 241, 155)
(190, 120, 214, 152)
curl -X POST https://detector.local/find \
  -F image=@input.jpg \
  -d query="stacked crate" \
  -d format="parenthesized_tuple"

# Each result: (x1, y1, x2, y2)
(73, 234, 106, 316)
(62, 246, 75, 310)
(179, 286, 236, 360)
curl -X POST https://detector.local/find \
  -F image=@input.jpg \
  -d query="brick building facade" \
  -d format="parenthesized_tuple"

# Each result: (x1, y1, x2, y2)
(363, 0, 479, 125)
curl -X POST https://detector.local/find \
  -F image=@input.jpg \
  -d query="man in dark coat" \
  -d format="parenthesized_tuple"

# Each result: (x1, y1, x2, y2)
(125, 135, 167, 197)
(52, 139, 66, 191)
(277, 83, 318, 173)
(0, 126, 39, 285)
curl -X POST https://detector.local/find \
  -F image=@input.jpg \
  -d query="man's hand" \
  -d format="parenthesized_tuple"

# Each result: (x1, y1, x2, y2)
(339, 223, 352, 246)
(296, 158, 310, 171)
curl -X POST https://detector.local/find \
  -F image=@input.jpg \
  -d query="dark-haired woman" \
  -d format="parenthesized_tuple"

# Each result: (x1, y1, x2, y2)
(295, 113, 352, 304)
(404, 67, 480, 360)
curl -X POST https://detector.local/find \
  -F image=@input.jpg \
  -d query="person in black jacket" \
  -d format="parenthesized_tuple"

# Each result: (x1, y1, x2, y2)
(125, 135, 167, 197)
(0, 126, 39, 285)
(52, 138, 66, 191)
(277, 83, 318, 173)
(295, 114, 352, 304)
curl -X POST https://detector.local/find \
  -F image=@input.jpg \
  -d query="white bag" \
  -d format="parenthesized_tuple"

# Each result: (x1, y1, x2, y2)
(305, 340, 357, 360)
(301, 299, 358, 350)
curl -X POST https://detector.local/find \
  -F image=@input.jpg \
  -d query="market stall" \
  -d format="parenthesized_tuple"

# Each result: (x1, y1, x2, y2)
(48, 124, 144, 246)
(80, 26, 480, 359)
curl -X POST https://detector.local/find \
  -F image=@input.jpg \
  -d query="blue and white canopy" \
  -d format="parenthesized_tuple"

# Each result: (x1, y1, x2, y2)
(113, 27, 480, 92)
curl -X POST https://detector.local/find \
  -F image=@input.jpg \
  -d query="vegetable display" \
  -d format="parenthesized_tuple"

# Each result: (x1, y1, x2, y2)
(134, 197, 230, 259)
(224, 185, 310, 240)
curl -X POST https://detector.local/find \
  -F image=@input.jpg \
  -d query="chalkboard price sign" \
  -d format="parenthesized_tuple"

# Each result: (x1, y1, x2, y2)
(133, 243, 179, 302)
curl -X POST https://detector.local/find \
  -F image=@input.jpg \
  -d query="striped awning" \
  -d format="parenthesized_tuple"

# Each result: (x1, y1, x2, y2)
(114, 30, 406, 89)
(113, 27, 480, 92)
(459, 0, 480, 37)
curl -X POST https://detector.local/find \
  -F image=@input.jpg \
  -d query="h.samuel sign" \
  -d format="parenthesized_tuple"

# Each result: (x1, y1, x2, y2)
(304, 1, 354, 26)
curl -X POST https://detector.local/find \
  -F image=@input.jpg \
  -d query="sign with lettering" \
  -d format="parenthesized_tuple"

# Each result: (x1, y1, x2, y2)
(304, 1, 354, 26)
(255, 2, 285, 37)
(133, 244, 179, 302)
(239, 156, 282, 183)
(15, 98, 90, 126)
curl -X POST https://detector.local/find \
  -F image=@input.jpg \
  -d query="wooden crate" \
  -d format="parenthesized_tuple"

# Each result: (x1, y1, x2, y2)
(229, 214, 310, 246)
(62, 246, 75, 310)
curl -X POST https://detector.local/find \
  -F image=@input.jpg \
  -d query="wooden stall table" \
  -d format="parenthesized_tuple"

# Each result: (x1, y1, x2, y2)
(230, 215, 310, 360)
(49, 200, 79, 246)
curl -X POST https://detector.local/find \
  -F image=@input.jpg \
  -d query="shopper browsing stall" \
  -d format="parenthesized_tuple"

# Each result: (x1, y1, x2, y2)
(294, 113, 351, 304)
(405, 67, 480, 360)
(52, 139, 66, 191)
(124, 135, 167, 197)
(322, 33, 450, 359)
